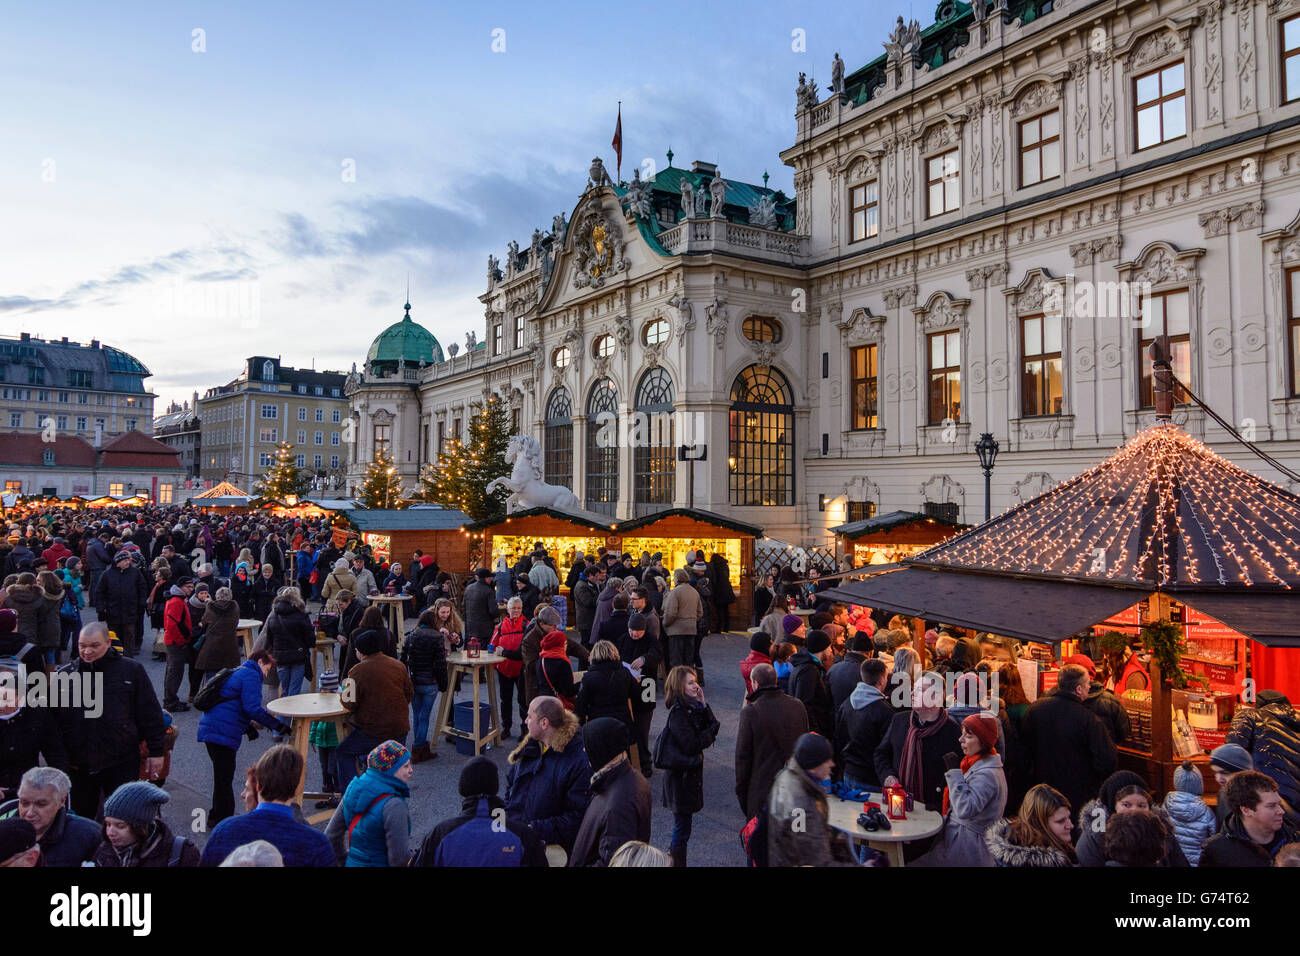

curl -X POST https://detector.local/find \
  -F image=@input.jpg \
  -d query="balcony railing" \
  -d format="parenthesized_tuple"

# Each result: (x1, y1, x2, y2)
(653, 219, 806, 260)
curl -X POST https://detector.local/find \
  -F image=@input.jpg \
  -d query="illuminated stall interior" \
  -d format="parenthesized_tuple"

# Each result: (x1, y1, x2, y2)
(471, 507, 617, 591)
(831, 510, 968, 567)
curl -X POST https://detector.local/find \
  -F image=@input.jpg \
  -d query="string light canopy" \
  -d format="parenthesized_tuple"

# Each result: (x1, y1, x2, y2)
(913, 423, 1300, 591)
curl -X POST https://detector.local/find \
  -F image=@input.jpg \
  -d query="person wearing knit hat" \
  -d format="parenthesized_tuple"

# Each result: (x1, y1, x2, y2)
(766, 732, 860, 866)
(410, 756, 547, 867)
(1208, 743, 1255, 829)
(781, 613, 806, 641)
(789, 629, 835, 737)
(739, 630, 773, 695)
(0, 818, 40, 867)
(95, 780, 201, 868)
(1074, 769, 1191, 867)
(569, 717, 652, 867)
(1163, 760, 1217, 866)
(325, 739, 414, 867)
(916, 712, 1008, 866)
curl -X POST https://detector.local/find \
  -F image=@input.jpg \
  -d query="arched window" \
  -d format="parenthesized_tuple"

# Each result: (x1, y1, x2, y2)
(633, 368, 674, 516)
(592, 334, 615, 359)
(262, 359, 275, 381)
(729, 365, 794, 506)
(543, 387, 573, 490)
(585, 378, 619, 516)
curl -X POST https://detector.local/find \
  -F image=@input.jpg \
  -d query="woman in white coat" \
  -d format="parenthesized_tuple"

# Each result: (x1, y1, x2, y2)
(917, 712, 1008, 867)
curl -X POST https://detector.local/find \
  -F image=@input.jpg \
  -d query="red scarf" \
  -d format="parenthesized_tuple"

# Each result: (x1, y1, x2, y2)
(899, 709, 949, 799)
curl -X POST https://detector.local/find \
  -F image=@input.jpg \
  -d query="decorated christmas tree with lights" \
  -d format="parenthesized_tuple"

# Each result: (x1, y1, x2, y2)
(415, 397, 512, 521)
(358, 447, 406, 509)
(253, 441, 310, 501)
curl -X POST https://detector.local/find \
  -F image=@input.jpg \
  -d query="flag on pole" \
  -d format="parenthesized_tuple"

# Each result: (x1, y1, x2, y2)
(611, 102, 623, 182)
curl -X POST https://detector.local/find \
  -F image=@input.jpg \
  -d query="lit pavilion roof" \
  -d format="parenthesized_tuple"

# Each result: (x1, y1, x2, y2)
(913, 424, 1300, 591)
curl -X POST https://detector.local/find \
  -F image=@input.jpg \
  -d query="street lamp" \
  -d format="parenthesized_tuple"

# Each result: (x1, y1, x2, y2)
(975, 432, 999, 522)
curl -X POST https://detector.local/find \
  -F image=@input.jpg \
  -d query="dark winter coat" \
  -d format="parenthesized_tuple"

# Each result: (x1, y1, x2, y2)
(766, 757, 858, 867)
(197, 658, 288, 750)
(462, 580, 499, 642)
(251, 575, 277, 621)
(574, 658, 636, 730)
(91, 819, 200, 868)
(1200, 814, 1299, 867)
(35, 807, 102, 867)
(400, 625, 448, 690)
(0, 704, 69, 794)
(596, 609, 631, 651)
(194, 597, 241, 672)
(1082, 681, 1131, 745)
(264, 600, 314, 667)
(504, 709, 591, 852)
(1021, 689, 1117, 815)
(788, 650, 835, 738)
(1226, 692, 1300, 830)
(617, 629, 661, 714)
(568, 757, 652, 867)
(834, 682, 894, 787)
(412, 795, 547, 867)
(1, 581, 55, 644)
(708, 555, 735, 607)
(735, 685, 808, 819)
(56, 649, 167, 774)
(827, 652, 868, 717)
(573, 577, 600, 633)
(1074, 798, 1190, 867)
(655, 700, 720, 815)
(984, 818, 1076, 867)
(872, 710, 962, 811)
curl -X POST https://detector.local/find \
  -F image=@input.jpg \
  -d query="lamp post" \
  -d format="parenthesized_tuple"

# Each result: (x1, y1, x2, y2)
(975, 432, 999, 523)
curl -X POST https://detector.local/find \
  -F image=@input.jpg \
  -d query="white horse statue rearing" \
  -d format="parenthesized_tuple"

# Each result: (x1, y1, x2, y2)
(485, 435, 582, 513)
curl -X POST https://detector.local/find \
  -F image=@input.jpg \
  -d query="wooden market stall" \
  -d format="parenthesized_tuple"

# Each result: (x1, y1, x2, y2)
(468, 506, 615, 587)
(824, 413, 1300, 800)
(191, 480, 252, 512)
(830, 510, 969, 567)
(341, 506, 473, 572)
(613, 508, 763, 627)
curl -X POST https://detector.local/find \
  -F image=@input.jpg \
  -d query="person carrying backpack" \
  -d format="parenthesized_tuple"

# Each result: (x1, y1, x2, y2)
(92, 781, 200, 868)
(195, 650, 290, 826)
(325, 740, 413, 867)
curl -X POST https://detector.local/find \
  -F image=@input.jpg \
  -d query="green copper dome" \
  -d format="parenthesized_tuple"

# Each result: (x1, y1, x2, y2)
(366, 303, 444, 368)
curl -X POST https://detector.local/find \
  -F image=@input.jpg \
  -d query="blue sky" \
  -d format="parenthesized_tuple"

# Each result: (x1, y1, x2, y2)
(0, 1, 907, 410)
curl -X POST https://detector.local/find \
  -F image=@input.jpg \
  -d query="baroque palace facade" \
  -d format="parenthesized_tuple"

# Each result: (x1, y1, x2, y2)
(349, 0, 1300, 547)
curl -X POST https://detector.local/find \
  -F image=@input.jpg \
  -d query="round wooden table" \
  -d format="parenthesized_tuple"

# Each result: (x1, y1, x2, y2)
(431, 651, 504, 756)
(825, 793, 944, 867)
(236, 619, 262, 658)
(267, 692, 350, 820)
(367, 594, 410, 650)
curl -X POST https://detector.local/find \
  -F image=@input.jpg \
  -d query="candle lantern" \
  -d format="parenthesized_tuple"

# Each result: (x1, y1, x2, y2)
(466, 636, 481, 659)
(884, 784, 909, 820)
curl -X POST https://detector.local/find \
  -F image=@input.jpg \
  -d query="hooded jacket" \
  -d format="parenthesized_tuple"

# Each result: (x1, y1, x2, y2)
(983, 818, 1075, 868)
(162, 586, 192, 647)
(568, 756, 652, 867)
(197, 658, 288, 750)
(400, 625, 449, 690)
(194, 597, 241, 672)
(1162, 790, 1217, 866)
(766, 756, 857, 867)
(327, 767, 410, 867)
(1226, 692, 1300, 830)
(788, 649, 834, 738)
(834, 682, 894, 787)
(504, 709, 591, 852)
(573, 576, 600, 632)
(735, 684, 808, 819)
(1082, 681, 1131, 745)
(2, 581, 56, 644)
(264, 598, 314, 667)
(574, 658, 636, 729)
(321, 566, 358, 605)
(413, 794, 547, 867)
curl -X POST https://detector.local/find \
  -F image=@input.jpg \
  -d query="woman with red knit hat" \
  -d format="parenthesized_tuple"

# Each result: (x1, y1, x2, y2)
(917, 712, 1008, 866)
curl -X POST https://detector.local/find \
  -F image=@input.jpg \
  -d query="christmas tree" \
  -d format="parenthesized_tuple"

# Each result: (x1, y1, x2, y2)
(358, 447, 406, 509)
(414, 396, 512, 521)
(253, 441, 310, 501)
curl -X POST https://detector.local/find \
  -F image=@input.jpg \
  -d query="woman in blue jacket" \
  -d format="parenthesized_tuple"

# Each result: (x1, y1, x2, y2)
(197, 650, 289, 825)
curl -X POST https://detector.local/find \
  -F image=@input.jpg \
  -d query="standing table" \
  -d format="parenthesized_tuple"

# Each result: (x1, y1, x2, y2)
(236, 619, 262, 658)
(309, 635, 337, 692)
(431, 651, 504, 756)
(825, 794, 944, 867)
(367, 594, 410, 650)
(266, 692, 350, 824)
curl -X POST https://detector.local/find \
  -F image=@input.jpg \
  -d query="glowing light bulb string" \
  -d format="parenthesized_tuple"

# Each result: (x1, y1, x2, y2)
(1170, 371, 1300, 486)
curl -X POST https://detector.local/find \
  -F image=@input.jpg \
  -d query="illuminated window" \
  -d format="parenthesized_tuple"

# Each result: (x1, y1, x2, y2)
(741, 316, 782, 343)
(928, 331, 961, 424)
(1138, 289, 1191, 408)
(544, 388, 573, 489)
(1021, 313, 1063, 417)
(729, 366, 794, 507)
(850, 344, 878, 430)
(109, 483, 124, 496)
(373, 423, 391, 457)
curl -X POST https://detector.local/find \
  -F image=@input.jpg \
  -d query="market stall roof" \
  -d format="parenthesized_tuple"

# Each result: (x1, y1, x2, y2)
(345, 507, 472, 532)
(465, 506, 615, 533)
(304, 498, 362, 511)
(821, 567, 1147, 645)
(1177, 592, 1300, 648)
(830, 509, 968, 539)
(613, 507, 763, 537)
(192, 496, 249, 508)
(194, 481, 250, 500)
(912, 424, 1300, 591)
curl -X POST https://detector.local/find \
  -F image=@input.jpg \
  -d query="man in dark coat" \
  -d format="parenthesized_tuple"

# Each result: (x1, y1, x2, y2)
(1227, 689, 1300, 830)
(707, 553, 736, 633)
(504, 696, 591, 854)
(569, 717, 651, 867)
(56, 622, 168, 819)
(1201, 770, 1298, 867)
(93, 550, 149, 657)
(788, 629, 836, 738)
(462, 567, 500, 644)
(15, 767, 101, 866)
(834, 658, 893, 789)
(873, 672, 962, 812)
(1063, 653, 1131, 745)
(827, 634, 873, 718)
(735, 664, 808, 819)
(0, 692, 69, 798)
(413, 757, 547, 867)
(572, 565, 604, 648)
(1021, 663, 1117, 815)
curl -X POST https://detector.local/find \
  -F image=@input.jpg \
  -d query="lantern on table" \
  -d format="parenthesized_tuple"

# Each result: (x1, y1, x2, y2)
(466, 636, 481, 659)
(884, 783, 908, 820)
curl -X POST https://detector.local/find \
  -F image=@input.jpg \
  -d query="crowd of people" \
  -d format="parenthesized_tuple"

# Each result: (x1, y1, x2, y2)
(2, 502, 1299, 869)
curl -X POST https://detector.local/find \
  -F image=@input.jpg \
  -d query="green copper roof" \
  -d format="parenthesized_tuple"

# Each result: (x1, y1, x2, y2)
(367, 303, 444, 367)
(843, 0, 978, 106)
(614, 166, 797, 235)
